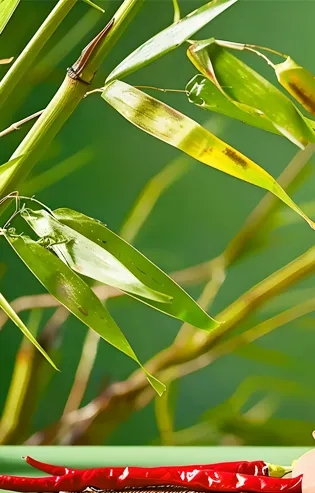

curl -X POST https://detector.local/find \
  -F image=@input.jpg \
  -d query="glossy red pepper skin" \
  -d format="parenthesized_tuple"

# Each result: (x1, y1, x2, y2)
(25, 457, 270, 477)
(0, 459, 302, 493)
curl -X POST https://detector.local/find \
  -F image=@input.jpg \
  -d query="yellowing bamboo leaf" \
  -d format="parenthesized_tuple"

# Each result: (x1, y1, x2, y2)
(0, 292, 58, 370)
(106, 0, 237, 83)
(102, 80, 315, 229)
(275, 57, 315, 117)
(187, 39, 315, 149)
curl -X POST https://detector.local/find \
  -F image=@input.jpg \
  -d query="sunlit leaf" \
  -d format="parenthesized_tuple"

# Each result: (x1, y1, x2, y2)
(4, 233, 164, 394)
(82, 0, 104, 13)
(21, 208, 172, 304)
(0, 0, 19, 35)
(105, 0, 238, 83)
(102, 80, 315, 229)
(275, 57, 315, 117)
(186, 74, 282, 135)
(53, 207, 219, 330)
(172, 0, 181, 22)
(0, 291, 57, 370)
(187, 39, 315, 148)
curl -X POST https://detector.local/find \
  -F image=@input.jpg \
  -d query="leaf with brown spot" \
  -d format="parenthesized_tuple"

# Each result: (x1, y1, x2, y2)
(275, 57, 315, 117)
(102, 79, 315, 230)
(187, 39, 315, 148)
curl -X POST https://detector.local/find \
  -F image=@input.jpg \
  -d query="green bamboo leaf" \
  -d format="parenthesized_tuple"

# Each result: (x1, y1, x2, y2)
(82, 0, 104, 13)
(21, 208, 172, 304)
(105, 0, 237, 84)
(53, 207, 219, 331)
(275, 57, 315, 117)
(102, 80, 315, 229)
(0, 0, 19, 35)
(0, 291, 58, 370)
(172, 0, 181, 23)
(4, 233, 164, 395)
(186, 74, 281, 135)
(187, 39, 315, 148)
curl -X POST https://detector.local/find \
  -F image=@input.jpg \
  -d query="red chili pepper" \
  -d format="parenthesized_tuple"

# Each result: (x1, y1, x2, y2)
(25, 457, 271, 476)
(0, 458, 302, 493)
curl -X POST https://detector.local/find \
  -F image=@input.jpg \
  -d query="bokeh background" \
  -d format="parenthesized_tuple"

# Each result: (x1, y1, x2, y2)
(1, 0, 315, 446)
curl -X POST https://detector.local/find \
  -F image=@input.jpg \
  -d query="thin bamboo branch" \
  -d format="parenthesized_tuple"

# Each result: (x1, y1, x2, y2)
(0, 110, 43, 138)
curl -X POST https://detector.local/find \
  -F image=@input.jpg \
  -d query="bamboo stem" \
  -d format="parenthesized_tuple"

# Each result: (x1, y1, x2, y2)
(0, 0, 78, 108)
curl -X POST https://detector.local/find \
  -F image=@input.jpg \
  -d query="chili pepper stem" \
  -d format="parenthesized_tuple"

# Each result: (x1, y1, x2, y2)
(268, 464, 292, 478)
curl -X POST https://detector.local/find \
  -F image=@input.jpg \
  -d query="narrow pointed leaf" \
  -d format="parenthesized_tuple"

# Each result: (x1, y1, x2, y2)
(21, 209, 171, 304)
(275, 57, 315, 117)
(53, 207, 219, 331)
(4, 233, 164, 394)
(187, 39, 315, 148)
(0, 0, 20, 34)
(105, 0, 238, 84)
(0, 291, 58, 370)
(102, 80, 315, 229)
(82, 0, 104, 13)
(172, 0, 181, 23)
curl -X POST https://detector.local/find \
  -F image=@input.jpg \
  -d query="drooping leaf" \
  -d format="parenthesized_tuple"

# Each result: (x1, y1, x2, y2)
(0, 0, 19, 35)
(275, 57, 315, 117)
(105, 0, 238, 83)
(187, 39, 315, 148)
(102, 80, 315, 229)
(5, 233, 164, 394)
(53, 207, 219, 330)
(0, 291, 57, 370)
(21, 208, 172, 304)
(186, 74, 283, 135)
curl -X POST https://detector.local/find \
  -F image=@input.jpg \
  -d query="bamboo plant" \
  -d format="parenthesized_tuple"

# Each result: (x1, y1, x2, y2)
(1, 0, 315, 445)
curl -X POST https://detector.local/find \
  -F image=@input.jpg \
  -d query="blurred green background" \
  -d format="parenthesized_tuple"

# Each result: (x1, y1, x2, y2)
(1, 0, 315, 446)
